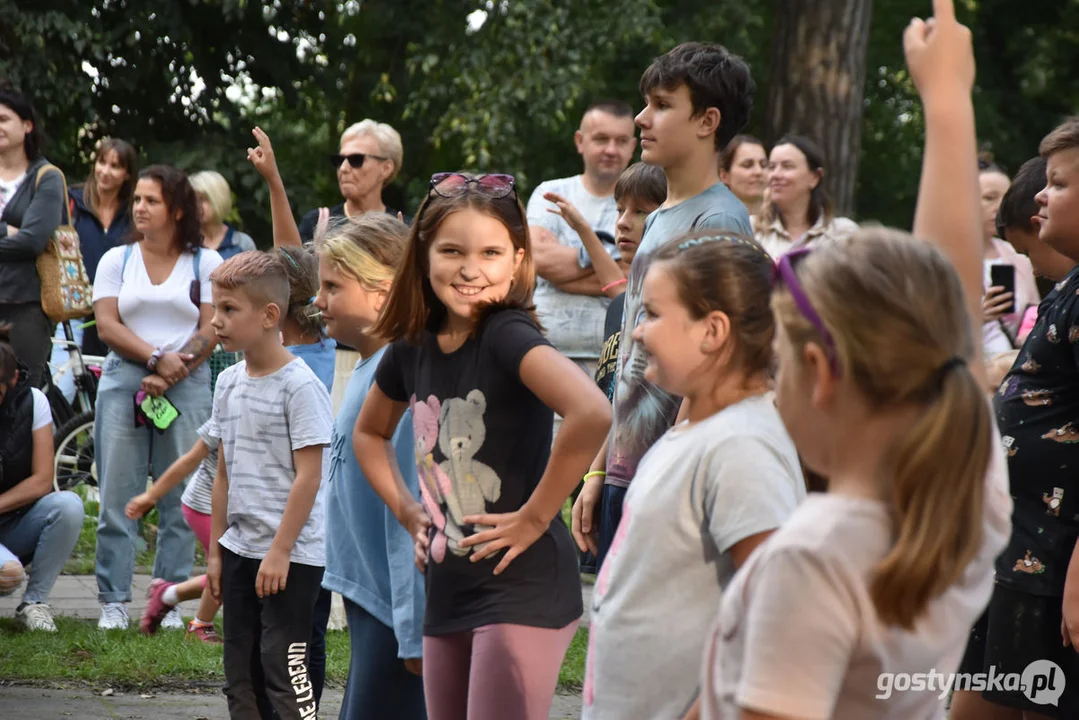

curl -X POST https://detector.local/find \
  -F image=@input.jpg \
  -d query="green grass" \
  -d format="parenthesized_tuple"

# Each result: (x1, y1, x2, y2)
(558, 626, 588, 691)
(0, 617, 588, 692)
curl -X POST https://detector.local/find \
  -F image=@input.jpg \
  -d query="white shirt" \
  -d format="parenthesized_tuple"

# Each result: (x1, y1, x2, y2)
(92, 244, 223, 351)
(0, 174, 27, 218)
(30, 388, 52, 431)
(754, 214, 859, 260)
(701, 420, 1013, 720)
(526, 175, 620, 360)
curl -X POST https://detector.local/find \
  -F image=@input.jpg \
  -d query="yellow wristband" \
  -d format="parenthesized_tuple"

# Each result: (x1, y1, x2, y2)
(583, 470, 606, 482)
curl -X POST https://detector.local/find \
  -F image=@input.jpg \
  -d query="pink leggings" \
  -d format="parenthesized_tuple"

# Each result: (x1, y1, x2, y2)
(181, 503, 211, 590)
(423, 621, 579, 720)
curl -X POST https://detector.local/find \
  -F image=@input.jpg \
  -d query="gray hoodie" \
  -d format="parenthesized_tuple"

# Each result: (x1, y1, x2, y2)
(0, 156, 65, 304)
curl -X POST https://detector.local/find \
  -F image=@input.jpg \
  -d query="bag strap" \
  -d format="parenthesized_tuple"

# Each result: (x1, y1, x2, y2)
(193, 247, 201, 284)
(122, 244, 133, 276)
(33, 164, 72, 225)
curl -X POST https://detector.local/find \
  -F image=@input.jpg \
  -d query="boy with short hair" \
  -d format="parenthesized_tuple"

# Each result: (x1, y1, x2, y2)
(572, 41, 756, 567)
(965, 119, 1079, 719)
(204, 251, 333, 720)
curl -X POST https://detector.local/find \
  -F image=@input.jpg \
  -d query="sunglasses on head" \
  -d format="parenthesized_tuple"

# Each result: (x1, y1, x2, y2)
(772, 246, 839, 374)
(331, 152, 388, 169)
(416, 173, 519, 224)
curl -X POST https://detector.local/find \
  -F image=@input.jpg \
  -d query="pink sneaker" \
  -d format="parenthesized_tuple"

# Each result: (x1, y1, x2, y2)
(186, 621, 223, 644)
(140, 579, 176, 635)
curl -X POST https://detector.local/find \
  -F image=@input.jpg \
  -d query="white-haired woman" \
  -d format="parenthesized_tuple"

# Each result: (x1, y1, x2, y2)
(190, 170, 256, 260)
(297, 119, 405, 243)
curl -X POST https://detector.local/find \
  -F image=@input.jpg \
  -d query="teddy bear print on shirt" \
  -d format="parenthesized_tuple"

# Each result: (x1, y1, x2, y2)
(411, 395, 462, 562)
(437, 389, 502, 557)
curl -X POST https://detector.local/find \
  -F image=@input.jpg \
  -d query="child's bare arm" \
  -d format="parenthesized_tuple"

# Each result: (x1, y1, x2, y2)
(126, 438, 211, 518)
(269, 445, 324, 556)
(247, 126, 303, 248)
(354, 384, 428, 538)
(460, 345, 611, 574)
(545, 191, 627, 294)
(207, 447, 228, 600)
(905, 0, 984, 380)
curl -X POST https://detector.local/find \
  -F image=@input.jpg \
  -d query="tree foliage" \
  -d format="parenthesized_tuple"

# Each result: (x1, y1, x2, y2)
(3, 0, 1078, 242)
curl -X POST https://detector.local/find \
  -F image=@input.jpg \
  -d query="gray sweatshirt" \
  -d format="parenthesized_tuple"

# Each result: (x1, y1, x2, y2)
(0, 156, 65, 304)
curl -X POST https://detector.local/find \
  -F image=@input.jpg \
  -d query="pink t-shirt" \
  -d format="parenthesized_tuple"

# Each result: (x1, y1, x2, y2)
(701, 427, 1012, 720)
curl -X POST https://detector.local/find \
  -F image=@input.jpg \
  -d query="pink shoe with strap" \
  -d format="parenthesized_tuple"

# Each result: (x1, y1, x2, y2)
(139, 579, 176, 635)
(186, 620, 223, 644)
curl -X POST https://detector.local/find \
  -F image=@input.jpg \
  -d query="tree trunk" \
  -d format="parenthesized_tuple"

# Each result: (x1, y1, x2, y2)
(764, 0, 873, 218)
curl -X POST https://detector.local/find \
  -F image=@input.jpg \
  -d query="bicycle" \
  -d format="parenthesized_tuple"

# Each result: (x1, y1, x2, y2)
(46, 320, 104, 493)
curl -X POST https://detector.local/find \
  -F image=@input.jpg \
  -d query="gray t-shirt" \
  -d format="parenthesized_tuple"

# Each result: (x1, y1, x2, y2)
(210, 358, 333, 566)
(606, 182, 752, 487)
(584, 394, 805, 720)
(180, 418, 218, 516)
(526, 175, 620, 361)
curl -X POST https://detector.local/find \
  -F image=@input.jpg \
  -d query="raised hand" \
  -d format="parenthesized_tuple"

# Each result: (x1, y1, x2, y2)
(903, 0, 975, 102)
(247, 126, 282, 183)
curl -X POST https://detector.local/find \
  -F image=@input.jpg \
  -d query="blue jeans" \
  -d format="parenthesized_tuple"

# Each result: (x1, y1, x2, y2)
(94, 353, 210, 603)
(596, 483, 627, 573)
(0, 492, 84, 604)
(339, 598, 426, 720)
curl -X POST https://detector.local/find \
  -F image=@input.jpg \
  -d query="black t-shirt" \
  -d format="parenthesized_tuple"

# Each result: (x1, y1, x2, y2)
(594, 292, 625, 402)
(374, 308, 584, 634)
(297, 203, 409, 242)
(994, 267, 1079, 597)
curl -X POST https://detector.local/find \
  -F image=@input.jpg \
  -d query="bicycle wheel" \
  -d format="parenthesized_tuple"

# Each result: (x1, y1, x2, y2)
(54, 411, 96, 492)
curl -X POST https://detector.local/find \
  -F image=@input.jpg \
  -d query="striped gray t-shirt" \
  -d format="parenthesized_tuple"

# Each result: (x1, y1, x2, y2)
(179, 419, 217, 516)
(210, 358, 333, 566)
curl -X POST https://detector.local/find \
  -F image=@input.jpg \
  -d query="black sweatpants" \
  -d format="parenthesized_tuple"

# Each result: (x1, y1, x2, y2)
(221, 547, 325, 720)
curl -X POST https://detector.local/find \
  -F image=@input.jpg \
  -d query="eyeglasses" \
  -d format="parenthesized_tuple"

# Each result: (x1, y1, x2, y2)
(772, 246, 838, 374)
(331, 153, 388, 169)
(416, 173, 519, 225)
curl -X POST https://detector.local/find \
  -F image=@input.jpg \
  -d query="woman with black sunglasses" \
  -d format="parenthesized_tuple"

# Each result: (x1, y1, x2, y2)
(296, 119, 406, 244)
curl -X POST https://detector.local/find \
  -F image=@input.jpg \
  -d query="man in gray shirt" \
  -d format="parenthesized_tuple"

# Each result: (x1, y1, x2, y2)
(526, 100, 636, 375)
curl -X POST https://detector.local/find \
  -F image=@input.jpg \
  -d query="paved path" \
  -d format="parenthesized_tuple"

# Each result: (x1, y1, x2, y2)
(0, 574, 594, 626)
(0, 685, 584, 719)
(1, 575, 592, 719)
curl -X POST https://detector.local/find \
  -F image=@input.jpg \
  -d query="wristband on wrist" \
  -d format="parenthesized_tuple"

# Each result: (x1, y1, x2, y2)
(601, 278, 628, 293)
(146, 347, 165, 372)
(583, 470, 606, 482)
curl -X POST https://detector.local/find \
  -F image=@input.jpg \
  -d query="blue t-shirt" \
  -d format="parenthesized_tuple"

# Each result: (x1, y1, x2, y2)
(287, 338, 337, 393)
(322, 347, 424, 657)
(605, 182, 751, 488)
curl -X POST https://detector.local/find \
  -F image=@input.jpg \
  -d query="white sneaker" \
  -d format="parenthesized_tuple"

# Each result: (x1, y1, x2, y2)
(98, 602, 129, 630)
(160, 607, 184, 630)
(17, 603, 57, 632)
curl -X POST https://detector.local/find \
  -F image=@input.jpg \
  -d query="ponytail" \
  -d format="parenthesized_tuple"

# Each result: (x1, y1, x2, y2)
(870, 361, 989, 629)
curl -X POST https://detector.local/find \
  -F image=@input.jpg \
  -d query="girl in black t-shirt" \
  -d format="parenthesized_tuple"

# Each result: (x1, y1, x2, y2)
(356, 173, 611, 720)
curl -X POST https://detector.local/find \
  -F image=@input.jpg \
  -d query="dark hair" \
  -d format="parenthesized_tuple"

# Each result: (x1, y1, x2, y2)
(584, 99, 635, 120)
(373, 180, 539, 343)
(639, 42, 754, 150)
(276, 246, 325, 338)
(85, 138, 138, 218)
(0, 86, 43, 160)
(764, 134, 834, 228)
(133, 165, 203, 254)
(721, 134, 766, 172)
(614, 162, 667, 208)
(651, 231, 774, 375)
(0, 323, 17, 386)
(1040, 116, 1079, 159)
(997, 156, 1047, 238)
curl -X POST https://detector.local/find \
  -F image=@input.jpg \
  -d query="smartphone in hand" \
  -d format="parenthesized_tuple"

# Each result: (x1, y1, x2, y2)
(990, 264, 1016, 314)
